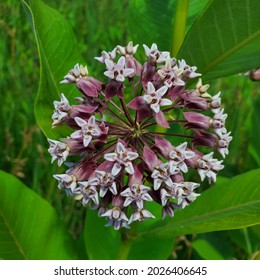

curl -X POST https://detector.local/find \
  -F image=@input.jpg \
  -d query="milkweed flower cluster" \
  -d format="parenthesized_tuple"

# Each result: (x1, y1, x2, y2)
(48, 42, 232, 230)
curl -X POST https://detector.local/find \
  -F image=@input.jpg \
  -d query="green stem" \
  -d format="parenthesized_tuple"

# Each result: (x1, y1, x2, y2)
(171, 0, 189, 56)
(117, 234, 133, 260)
(242, 228, 252, 257)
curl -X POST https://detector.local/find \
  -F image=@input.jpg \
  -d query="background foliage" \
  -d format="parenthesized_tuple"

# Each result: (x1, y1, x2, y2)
(0, 0, 260, 260)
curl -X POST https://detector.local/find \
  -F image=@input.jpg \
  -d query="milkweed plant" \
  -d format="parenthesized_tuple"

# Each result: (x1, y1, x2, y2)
(48, 42, 232, 230)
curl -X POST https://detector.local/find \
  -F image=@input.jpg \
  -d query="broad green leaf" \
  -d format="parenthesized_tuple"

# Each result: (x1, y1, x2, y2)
(177, 0, 260, 80)
(127, 236, 173, 260)
(127, 0, 209, 52)
(0, 170, 76, 259)
(192, 239, 224, 260)
(22, 0, 82, 139)
(84, 209, 121, 260)
(137, 169, 260, 239)
(192, 232, 233, 260)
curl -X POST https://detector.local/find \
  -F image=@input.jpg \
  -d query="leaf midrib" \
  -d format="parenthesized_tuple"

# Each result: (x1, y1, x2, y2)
(0, 209, 26, 259)
(141, 198, 260, 237)
(200, 29, 260, 74)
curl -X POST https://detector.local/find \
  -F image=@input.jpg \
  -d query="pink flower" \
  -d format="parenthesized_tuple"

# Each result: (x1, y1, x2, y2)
(70, 116, 103, 147)
(49, 42, 231, 230)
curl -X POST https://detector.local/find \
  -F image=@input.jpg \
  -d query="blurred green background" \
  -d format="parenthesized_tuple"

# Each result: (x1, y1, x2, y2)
(1, 0, 260, 259)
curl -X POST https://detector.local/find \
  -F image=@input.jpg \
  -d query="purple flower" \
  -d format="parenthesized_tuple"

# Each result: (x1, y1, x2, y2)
(75, 181, 99, 206)
(70, 116, 103, 147)
(104, 56, 134, 82)
(196, 152, 224, 183)
(117, 41, 142, 76)
(177, 182, 200, 209)
(143, 43, 170, 63)
(143, 82, 172, 113)
(60, 63, 102, 98)
(52, 93, 71, 127)
(104, 140, 138, 175)
(128, 209, 155, 224)
(178, 59, 201, 79)
(95, 47, 117, 63)
(48, 139, 70, 166)
(48, 41, 231, 230)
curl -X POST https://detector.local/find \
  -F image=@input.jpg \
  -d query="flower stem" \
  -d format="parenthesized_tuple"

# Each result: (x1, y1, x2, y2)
(117, 235, 132, 260)
(120, 98, 135, 126)
(148, 131, 194, 139)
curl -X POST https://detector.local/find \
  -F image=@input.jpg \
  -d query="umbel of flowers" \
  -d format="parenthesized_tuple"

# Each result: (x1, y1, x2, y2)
(48, 42, 232, 230)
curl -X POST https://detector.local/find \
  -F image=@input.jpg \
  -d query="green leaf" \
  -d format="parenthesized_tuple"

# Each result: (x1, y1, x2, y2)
(0, 170, 77, 259)
(177, 0, 260, 80)
(138, 169, 260, 239)
(127, 236, 173, 260)
(192, 232, 233, 260)
(249, 98, 260, 167)
(193, 239, 224, 260)
(84, 209, 121, 260)
(22, 0, 82, 139)
(127, 0, 209, 52)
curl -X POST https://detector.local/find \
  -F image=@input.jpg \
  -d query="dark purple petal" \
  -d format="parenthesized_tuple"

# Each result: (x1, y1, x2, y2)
(105, 80, 124, 100)
(154, 135, 173, 158)
(125, 57, 142, 77)
(155, 111, 169, 128)
(183, 112, 210, 130)
(143, 146, 161, 170)
(76, 78, 100, 98)
(169, 86, 184, 101)
(129, 165, 143, 186)
(127, 96, 145, 110)
(192, 130, 217, 147)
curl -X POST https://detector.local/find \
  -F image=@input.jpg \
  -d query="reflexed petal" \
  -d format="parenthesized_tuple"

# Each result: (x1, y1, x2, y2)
(112, 163, 122, 176)
(124, 162, 134, 174)
(153, 178, 162, 190)
(156, 85, 168, 97)
(88, 116, 96, 126)
(117, 56, 126, 68)
(136, 200, 144, 209)
(164, 177, 174, 188)
(109, 182, 118, 195)
(160, 98, 172, 106)
(74, 117, 87, 127)
(83, 135, 92, 147)
(70, 130, 82, 139)
(100, 187, 108, 198)
(105, 59, 114, 70)
(123, 197, 134, 207)
(127, 151, 139, 160)
(142, 209, 155, 218)
(147, 81, 155, 94)
(104, 70, 115, 79)
(150, 103, 160, 113)
(116, 142, 125, 153)
(123, 68, 135, 77)
(116, 74, 125, 82)
(179, 162, 188, 173)
(104, 152, 117, 161)
(143, 94, 153, 104)
(198, 169, 206, 181)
